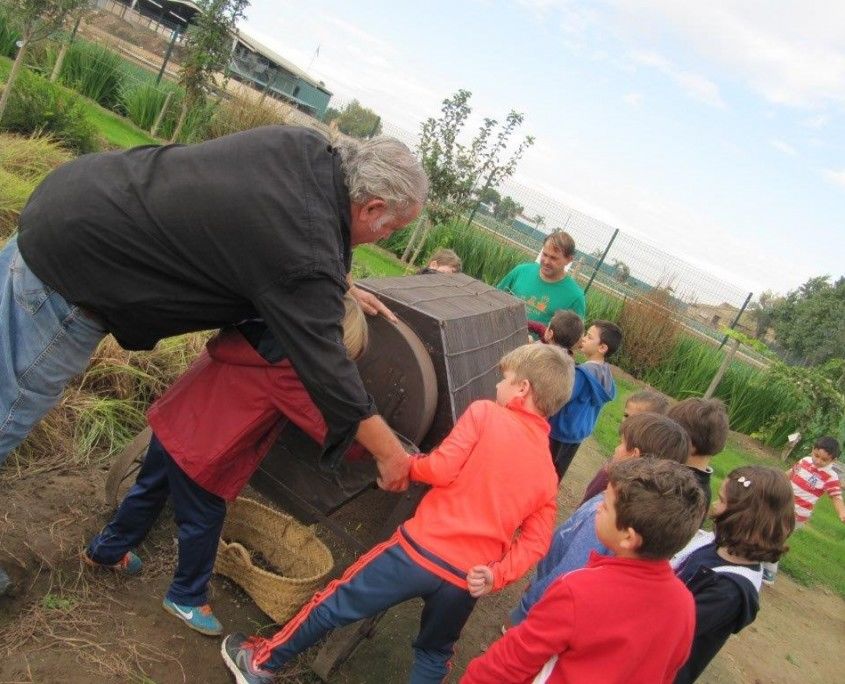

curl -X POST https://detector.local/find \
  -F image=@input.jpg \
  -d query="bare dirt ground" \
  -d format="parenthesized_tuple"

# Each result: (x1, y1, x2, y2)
(1, 440, 843, 683)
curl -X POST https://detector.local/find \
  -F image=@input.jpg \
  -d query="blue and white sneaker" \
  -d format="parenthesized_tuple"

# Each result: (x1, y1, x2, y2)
(162, 598, 223, 636)
(221, 632, 275, 684)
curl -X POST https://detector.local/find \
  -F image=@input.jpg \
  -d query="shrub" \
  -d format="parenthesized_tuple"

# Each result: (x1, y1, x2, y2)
(0, 133, 72, 239)
(58, 40, 124, 109)
(120, 80, 177, 131)
(204, 94, 287, 140)
(616, 287, 681, 376)
(0, 9, 20, 59)
(1, 68, 96, 153)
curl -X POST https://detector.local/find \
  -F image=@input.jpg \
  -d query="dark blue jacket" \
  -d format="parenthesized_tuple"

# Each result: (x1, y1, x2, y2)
(549, 362, 616, 443)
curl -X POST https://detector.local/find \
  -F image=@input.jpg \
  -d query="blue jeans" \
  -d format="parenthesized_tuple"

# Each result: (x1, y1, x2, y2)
(87, 435, 227, 606)
(256, 537, 476, 683)
(0, 236, 106, 464)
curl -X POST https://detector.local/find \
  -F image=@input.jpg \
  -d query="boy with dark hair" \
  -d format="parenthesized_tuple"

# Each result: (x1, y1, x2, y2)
(539, 310, 584, 355)
(761, 435, 844, 585)
(667, 398, 730, 511)
(548, 319, 622, 480)
(221, 344, 575, 684)
(510, 412, 690, 626)
(465, 458, 704, 684)
(580, 389, 670, 504)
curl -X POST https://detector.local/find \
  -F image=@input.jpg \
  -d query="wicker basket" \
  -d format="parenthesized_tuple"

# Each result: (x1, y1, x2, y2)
(214, 497, 333, 623)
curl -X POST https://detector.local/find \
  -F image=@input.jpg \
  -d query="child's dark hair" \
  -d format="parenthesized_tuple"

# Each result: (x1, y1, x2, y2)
(608, 459, 705, 560)
(547, 310, 584, 354)
(625, 390, 669, 416)
(592, 319, 622, 357)
(713, 466, 794, 563)
(620, 414, 690, 464)
(813, 436, 841, 459)
(667, 398, 729, 457)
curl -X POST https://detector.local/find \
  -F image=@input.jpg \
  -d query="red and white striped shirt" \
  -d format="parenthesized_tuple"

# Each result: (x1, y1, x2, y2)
(790, 456, 842, 524)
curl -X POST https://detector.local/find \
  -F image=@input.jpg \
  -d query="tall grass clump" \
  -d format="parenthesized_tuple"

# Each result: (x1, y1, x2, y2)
(0, 133, 72, 239)
(583, 286, 624, 324)
(0, 8, 20, 58)
(615, 288, 681, 378)
(204, 94, 288, 139)
(58, 40, 124, 109)
(120, 80, 177, 131)
(1, 67, 96, 153)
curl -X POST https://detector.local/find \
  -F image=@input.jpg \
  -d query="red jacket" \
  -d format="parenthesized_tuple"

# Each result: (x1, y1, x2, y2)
(148, 328, 348, 500)
(402, 398, 557, 590)
(462, 552, 695, 684)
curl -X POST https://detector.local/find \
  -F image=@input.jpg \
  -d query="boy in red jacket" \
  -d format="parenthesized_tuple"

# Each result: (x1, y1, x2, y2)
(221, 343, 574, 684)
(462, 458, 705, 684)
(83, 295, 368, 636)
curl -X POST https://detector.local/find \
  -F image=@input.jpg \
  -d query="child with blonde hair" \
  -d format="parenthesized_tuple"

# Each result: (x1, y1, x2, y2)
(672, 466, 794, 682)
(222, 344, 575, 683)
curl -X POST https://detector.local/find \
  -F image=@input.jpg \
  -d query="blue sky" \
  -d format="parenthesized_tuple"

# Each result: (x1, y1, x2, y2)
(241, 0, 845, 299)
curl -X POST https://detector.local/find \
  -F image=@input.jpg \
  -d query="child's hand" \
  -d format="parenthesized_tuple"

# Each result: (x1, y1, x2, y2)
(466, 565, 494, 597)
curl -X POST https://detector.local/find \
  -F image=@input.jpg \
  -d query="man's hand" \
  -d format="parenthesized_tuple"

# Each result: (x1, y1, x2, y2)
(466, 565, 494, 598)
(349, 284, 398, 323)
(376, 453, 411, 492)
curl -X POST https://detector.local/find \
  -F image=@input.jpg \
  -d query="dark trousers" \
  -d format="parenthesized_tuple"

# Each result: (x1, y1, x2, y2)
(550, 437, 581, 481)
(86, 434, 226, 606)
(254, 536, 476, 684)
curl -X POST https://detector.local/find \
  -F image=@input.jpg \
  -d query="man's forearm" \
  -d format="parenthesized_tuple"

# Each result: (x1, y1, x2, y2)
(356, 414, 410, 492)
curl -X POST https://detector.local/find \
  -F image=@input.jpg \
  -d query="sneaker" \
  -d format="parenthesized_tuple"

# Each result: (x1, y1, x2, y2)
(162, 598, 223, 636)
(221, 632, 275, 684)
(82, 550, 142, 576)
(762, 568, 776, 586)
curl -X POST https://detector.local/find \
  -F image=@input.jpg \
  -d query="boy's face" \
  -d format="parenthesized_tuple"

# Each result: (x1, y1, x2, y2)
(580, 325, 606, 357)
(811, 448, 835, 468)
(595, 485, 626, 550)
(623, 400, 649, 419)
(496, 369, 526, 406)
(611, 437, 638, 463)
(428, 261, 457, 273)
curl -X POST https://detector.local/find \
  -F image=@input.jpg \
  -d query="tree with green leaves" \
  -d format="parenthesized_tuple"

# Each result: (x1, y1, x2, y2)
(532, 214, 545, 231)
(493, 195, 522, 222)
(0, 0, 89, 123)
(403, 90, 534, 263)
(612, 258, 630, 284)
(170, 0, 249, 142)
(477, 186, 501, 210)
(327, 99, 381, 139)
(769, 275, 845, 365)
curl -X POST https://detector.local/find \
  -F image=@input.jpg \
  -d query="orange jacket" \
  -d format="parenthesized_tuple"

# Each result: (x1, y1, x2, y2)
(401, 398, 558, 591)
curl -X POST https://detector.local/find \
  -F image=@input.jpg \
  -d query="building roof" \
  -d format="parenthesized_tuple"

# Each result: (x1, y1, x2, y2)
(235, 26, 331, 95)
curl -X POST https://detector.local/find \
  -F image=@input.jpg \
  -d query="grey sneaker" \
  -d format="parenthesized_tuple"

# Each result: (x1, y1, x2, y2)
(221, 632, 275, 684)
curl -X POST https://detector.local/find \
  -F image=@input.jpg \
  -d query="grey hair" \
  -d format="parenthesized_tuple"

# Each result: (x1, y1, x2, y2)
(337, 136, 428, 213)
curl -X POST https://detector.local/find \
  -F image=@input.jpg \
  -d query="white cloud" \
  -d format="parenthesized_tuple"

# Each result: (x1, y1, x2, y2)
(769, 139, 797, 156)
(623, 92, 643, 107)
(631, 50, 726, 108)
(803, 114, 830, 129)
(822, 169, 845, 189)
(616, 0, 845, 110)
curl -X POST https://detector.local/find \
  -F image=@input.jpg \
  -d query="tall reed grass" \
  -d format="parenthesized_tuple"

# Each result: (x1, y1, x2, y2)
(57, 41, 124, 109)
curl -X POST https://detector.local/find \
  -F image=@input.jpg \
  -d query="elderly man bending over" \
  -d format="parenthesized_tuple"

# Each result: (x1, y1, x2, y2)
(0, 127, 426, 497)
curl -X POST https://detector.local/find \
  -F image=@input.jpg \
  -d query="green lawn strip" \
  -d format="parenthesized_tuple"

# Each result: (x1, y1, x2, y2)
(594, 368, 845, 597)
(352, 244, 412, 278)
(84, 102, 158, 149)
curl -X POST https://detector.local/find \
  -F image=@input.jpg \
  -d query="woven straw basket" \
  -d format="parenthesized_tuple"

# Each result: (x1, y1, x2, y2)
(214, 497, 333, 623)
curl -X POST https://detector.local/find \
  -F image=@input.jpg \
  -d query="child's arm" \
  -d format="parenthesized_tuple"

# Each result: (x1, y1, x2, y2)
(462, 577, 575, 683)
(831, 494, 845, 523)
(409, 402, 481, 487)
(488, 498, 556, 591)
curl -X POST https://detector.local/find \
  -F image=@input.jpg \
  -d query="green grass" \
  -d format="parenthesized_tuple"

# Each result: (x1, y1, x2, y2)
(593, 370, 845, 597)
(83, 102, 158, 148)
(352, 244, 411, 278)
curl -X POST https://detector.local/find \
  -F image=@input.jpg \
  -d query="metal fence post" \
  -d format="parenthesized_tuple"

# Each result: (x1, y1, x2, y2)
(718, 291, 753, 349)
(156, 29, 179, 85)
(583, 228, 618, 294)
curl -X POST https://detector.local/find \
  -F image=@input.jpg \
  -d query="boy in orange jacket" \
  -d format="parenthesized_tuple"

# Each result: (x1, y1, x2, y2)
(221, 343, 574, 684)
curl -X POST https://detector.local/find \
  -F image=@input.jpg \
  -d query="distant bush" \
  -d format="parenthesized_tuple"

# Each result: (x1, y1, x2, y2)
(1, 68, 96, 153)
(58, 41, 124, 109)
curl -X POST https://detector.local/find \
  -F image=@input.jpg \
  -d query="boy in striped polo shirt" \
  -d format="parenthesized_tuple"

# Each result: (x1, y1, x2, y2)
(762, 436, 845, 584)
